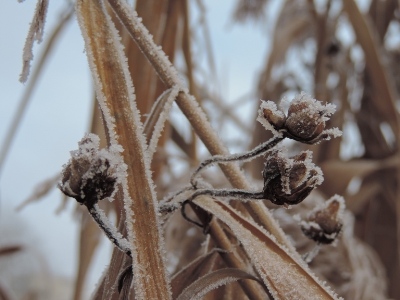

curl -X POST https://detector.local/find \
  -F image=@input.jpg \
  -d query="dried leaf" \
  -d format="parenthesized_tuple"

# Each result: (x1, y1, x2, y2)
(194, 197, 341, 300)
(176, 268, 262, 300)
(171, 249, 219, 298)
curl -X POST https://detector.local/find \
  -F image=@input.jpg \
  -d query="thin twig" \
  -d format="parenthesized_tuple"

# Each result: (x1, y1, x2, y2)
(190, 136, 284, 186)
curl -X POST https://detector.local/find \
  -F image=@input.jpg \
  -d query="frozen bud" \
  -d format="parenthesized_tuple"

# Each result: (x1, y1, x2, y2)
(284, 92, 340, 143)
(263, 150, 323, 206)
(58, 134, 123, 208)
(300, 195, 345, 244)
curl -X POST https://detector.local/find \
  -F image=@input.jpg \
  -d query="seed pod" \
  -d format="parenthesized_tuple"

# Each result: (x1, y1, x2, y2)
(58, 134, 122, 209)
(285, 93, 334, 142)
(257, 92, 342, 144)
(263, 150, 323, 206)
(300, 195, 345, 244)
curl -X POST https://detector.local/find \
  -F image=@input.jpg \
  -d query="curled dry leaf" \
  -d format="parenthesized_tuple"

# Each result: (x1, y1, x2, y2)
(176, 268, 262, 300)
(193, 196, 342, 300)
(171, 249, 220, 298)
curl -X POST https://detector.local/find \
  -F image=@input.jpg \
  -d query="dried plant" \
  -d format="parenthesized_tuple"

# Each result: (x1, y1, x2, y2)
(6, 0, 400, 299)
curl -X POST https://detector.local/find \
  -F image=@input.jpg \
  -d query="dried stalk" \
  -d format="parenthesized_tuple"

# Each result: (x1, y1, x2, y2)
(75, 1, 171, 299)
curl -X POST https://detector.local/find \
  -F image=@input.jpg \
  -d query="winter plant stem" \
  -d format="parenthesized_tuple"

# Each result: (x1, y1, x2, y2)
(88, 204, 131, 256)
(190, 136, 284, 187)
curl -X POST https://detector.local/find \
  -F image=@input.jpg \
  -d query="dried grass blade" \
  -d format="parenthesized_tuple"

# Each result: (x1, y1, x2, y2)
(342, 0, 399, 131)
(145, 86, 181, 160)
(176, 268, 263, 300)
(194, 197, 341, 300)
(75, 1, 171, 299)
(20, 0, 50, 83)
(171, 249, 219, 298)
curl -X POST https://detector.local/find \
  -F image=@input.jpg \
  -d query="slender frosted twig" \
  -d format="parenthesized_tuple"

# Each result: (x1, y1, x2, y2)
(160, 188, 265, 214)
(302, 244, 321, 264)
(190, 136, 284, 187)
(88, 204, 131, 256)
(187, 189, 265, 203)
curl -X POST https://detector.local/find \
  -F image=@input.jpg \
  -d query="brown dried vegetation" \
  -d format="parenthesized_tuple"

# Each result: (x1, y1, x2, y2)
(3, 0, 400, 299)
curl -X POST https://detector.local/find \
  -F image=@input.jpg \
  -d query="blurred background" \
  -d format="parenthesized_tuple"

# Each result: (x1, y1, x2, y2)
(1, 0, 400, 299)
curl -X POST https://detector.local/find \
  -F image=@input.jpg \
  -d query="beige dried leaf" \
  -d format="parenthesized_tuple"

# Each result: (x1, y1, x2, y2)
(194, 197, 341, 300)
(176, 268, 262, 300)
(171, 250, 219, 298)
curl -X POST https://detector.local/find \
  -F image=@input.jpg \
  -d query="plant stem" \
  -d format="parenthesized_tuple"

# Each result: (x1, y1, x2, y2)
(88, 204, 131, 256)
(190, 136, 284, 186)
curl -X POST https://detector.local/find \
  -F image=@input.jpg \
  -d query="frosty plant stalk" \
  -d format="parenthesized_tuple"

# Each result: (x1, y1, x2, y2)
(21, 0, 349, 298)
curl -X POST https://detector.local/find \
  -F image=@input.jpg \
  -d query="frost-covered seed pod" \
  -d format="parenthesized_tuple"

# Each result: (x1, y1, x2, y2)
(58, 134, 120, 209)
(300, 195, 345, 244)
(285, 94, 331, 141)
(257, 92, 342, 144)
(263, 150, 323, 206)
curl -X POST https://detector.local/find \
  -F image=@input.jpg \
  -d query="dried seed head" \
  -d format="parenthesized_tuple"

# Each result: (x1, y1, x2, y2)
(300, 195, 345, 244)
(263, 150, 323, 206)
(58, 134, 125, 208)
(257, 92, 342, 144)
